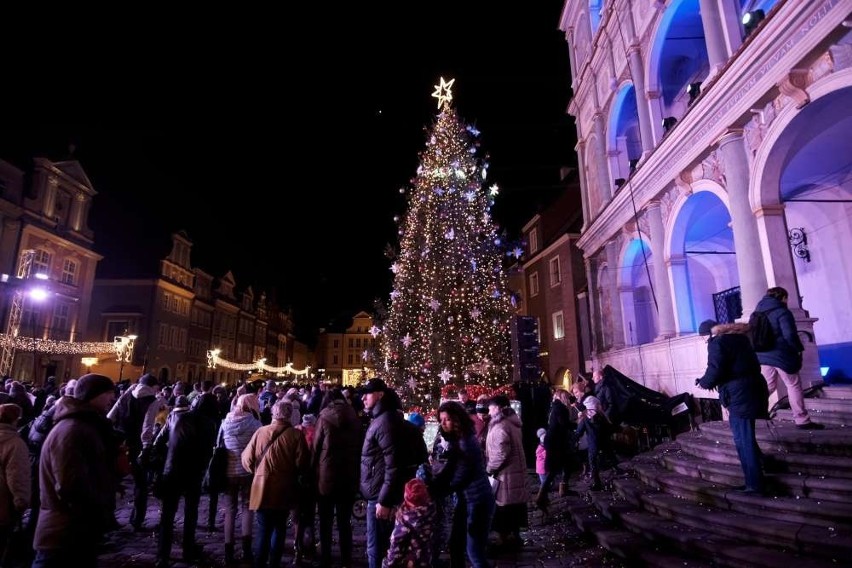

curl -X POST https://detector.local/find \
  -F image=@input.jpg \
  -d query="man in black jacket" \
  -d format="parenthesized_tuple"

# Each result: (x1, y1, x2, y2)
(696, 320, 769, 495)
(754, 287, 823, 430)
(358, 378, 408, 568)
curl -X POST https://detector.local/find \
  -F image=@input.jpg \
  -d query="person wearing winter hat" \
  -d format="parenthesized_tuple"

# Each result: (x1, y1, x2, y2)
(34, 374, 119, 566)
(406, 411, 426, 432)
(383, 478, 435, 568)
(61, 378, 78, 398)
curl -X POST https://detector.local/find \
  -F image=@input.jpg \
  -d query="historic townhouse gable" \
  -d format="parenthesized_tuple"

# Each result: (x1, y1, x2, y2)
(0, 157, 102, 383)
(561, 0, 852, 393)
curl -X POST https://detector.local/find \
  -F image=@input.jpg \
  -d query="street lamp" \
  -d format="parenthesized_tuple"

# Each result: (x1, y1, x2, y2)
(114, 334, 138, 381)
(81, 357, 98, 373)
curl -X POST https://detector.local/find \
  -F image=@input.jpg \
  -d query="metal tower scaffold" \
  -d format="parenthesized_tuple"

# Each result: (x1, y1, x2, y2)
(0, 250, 36, 377)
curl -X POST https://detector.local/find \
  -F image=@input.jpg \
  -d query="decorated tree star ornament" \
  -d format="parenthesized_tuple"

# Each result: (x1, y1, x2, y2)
(402, 333, 413, 348)
(407, 377, 418, 391)
(439, 368, 452, 384)
(431, 76, 456, 109)
(362, 350, 370, 361)
(369, 325, 381, 338)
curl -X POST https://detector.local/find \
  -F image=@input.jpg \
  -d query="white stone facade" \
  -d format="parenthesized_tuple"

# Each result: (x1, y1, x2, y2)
(560, 0, 852, 397)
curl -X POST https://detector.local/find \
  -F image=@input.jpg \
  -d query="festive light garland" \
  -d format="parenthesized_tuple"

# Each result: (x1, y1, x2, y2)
(0, 334, 116, 355)
(206, 350, 310, 376)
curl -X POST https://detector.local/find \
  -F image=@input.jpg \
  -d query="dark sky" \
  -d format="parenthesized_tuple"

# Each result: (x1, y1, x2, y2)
(0, 2, 575, 343)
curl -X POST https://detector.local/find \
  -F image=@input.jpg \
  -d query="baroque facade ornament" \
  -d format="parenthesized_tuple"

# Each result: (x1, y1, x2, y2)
(744, 100, 778, 156)
(699, 151, 724, 185)
(777, 69, 811, 109)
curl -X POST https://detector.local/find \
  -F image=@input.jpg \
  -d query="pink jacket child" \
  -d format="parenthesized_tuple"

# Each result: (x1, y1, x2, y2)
(535, 428, 547, 483)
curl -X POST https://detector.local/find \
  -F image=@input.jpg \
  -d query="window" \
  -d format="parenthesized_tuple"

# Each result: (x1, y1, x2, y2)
(107, 320, 131, 342)
(61, 259, 78, 286)
(529, 229, 539, 254)
(552, 311, 565, 341)
(549, 256, 562, 286)
(333, 339, 339, 348)
(529, 271, 540, 297)
(51, 304, 71, 340)
(32, 249, 51, 277)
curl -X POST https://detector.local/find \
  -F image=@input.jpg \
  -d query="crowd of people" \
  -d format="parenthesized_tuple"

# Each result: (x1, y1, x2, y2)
(0, 289, 814, 568)
(0, 370, 622, 568)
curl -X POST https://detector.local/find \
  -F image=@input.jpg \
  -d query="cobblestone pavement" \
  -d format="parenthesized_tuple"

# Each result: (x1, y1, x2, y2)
(97, 474, 624, 568)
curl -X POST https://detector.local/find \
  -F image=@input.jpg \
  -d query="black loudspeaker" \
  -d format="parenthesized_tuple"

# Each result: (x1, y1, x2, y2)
(510, 316, 540, 383)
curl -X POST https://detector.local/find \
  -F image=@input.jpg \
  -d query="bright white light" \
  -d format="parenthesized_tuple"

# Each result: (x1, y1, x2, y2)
(29, 288, 49, 301)
(34, 273, 49, 280)
(820, 367, 830, 377)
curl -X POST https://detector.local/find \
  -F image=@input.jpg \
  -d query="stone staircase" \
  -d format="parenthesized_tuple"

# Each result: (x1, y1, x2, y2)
(564, 384, 852, 567)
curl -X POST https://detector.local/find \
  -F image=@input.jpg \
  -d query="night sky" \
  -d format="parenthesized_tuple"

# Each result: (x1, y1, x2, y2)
(0, 2, 575, 344)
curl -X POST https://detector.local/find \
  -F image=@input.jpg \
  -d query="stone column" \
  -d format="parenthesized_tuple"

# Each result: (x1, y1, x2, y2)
(668, 254, 690, 333)
(576, 141, 591, 230)
(755, 205, 821, 385)
(627, 47, 655, 157)
(44, 177, 59, 220)
(646, 202, 676, 338)
(716, 130, 767, 317)
(605, 240, 625, 348)
(699, 0, 730, 76)
(585, 257, 601, 354)
(594, 114, 612, 203)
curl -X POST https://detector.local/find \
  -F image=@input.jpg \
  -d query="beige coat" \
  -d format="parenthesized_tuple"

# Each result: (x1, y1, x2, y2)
(241, 420, 309, 511)
(485, 410, 528, 506)
(0, 423, 30, 527)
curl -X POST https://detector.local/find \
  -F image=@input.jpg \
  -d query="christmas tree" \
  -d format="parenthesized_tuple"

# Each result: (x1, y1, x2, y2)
(379, 77, 515, 411)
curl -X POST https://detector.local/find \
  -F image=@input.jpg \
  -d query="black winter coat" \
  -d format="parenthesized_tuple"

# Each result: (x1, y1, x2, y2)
(697, 323, 769, 419)
(754, 295, 805, 373)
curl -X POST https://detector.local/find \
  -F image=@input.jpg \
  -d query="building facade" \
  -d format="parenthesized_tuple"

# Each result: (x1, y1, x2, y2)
(89, 232, 298, 385)
(0, 157, 102, 384)
(518, 180, 588, 388)
(315, 311, 377, 386)
(559, 0, 852, 396)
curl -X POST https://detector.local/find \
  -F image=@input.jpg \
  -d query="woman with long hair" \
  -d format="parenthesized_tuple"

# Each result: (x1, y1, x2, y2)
(428, 401, 495, 568)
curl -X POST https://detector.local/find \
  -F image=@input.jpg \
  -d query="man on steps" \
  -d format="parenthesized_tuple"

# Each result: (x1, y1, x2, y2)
(753, 287, 823, 430)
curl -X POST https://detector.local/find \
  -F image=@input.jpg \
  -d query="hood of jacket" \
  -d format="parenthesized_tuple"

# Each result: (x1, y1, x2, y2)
(711, 322, 751, 336)
(51, 393, 106, 423)
(132, 384, 158, 399)
(755, 295, 786, 314)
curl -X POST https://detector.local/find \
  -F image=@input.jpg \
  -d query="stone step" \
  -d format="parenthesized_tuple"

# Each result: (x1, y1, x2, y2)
(631, 461, 852, 529)
(774, 408, 851, 427)
(618, 508, 840, 568)
(698, 420, 852, 456)
(658, 450, 852, 504)
(818, 385, 852, 400)
(612, 478, 852, 563)
(568, 499, 710, 567)
(673, 433, 852, 478)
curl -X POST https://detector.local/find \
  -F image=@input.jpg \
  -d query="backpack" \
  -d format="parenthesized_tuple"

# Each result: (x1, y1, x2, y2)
(399, 419, 428, 474)
(748, 310, 776, 352)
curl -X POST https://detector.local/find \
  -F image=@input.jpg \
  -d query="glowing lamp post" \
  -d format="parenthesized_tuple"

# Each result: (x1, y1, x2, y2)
(114, 334, 138, 381)
(81, 357, 98, 373)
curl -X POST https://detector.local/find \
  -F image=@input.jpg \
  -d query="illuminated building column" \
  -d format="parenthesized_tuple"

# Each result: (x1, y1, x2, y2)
(605, 240, 625, 348)
(699, 0, 730, 76)
(717, 130, 767, 317)
(646, 201, 676, 338)
(593, 114, 612, 203)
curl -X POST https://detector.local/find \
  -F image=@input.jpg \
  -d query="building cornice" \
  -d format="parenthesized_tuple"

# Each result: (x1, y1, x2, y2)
(23, 224, 103, 261)
(577, 0, 846, 255)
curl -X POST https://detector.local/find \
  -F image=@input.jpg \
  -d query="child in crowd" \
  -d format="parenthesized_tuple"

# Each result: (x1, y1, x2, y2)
(535, 428, 547, 485)
(383, 478, 436, 568)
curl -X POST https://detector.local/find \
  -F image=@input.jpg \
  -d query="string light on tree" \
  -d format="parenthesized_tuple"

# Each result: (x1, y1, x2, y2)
(380, 77, 514, 410)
